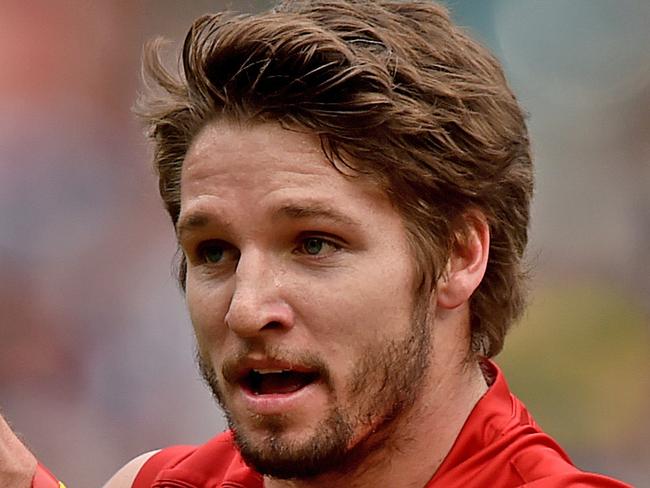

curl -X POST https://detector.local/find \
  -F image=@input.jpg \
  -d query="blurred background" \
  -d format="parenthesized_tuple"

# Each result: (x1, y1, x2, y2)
(0, 0, 648, 486)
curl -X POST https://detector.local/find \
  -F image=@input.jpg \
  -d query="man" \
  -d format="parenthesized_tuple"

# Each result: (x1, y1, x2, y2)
(1, 1, 632, 487)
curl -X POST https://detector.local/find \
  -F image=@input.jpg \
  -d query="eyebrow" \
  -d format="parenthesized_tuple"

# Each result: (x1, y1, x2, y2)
(176, 202, 359, 241)
(274, 202, 359, 227)
(176, 212, 216, 241)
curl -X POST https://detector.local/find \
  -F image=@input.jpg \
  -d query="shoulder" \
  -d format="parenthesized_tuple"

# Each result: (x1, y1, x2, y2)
(521, 471, 634, 488)
(430, 362, 631, 487)
(103, 445, 198, 488)
(101, 432, 247, 488)
(102, 450, 160, 488)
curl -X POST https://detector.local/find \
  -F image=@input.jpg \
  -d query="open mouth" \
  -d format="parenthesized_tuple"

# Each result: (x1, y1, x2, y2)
(241, 369, 320, 395)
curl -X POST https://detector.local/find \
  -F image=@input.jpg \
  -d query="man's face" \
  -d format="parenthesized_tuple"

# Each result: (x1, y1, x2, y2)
(178, 120, 433, 479)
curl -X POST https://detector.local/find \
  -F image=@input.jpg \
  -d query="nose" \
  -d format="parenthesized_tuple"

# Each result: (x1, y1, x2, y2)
(224, 249, 295, 338)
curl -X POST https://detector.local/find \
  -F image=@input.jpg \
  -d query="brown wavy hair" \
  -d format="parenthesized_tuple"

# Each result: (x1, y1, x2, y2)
(138, 0, 533, 358)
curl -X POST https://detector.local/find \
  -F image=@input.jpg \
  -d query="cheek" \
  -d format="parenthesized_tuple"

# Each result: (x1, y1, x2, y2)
(186, 279, 230, 349)
(346, 259, 416, 322)
(306, 272, 416, 355)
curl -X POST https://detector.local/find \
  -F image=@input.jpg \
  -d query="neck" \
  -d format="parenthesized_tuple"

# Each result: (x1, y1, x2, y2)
(264, 336, 488, 488)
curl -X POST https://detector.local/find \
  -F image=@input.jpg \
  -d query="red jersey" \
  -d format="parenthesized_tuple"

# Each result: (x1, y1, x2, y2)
(133, 362, 632, 487)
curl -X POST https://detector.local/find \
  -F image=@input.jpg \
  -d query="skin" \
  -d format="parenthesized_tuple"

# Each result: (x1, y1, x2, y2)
(102, 450, 159, 488)
(172, 120, 490, 488)
(0, 414, 37, 488)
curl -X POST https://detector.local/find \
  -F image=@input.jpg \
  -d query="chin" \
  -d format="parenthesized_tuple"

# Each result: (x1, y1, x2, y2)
(230, 407, 355, 479)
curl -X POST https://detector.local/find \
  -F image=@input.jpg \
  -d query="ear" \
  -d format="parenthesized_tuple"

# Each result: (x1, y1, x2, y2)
(436, 210, 490, 310)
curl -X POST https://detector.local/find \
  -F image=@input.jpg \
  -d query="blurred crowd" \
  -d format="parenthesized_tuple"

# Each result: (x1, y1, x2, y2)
(0, 1, 648, 486)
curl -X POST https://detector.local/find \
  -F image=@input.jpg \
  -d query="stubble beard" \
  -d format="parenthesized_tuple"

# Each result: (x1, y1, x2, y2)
(197, 304, 432, 480)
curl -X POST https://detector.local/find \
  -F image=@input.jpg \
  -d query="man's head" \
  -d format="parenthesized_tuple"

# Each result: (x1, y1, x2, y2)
(139, 0, 532, 481)
(141, 0, 532, 360)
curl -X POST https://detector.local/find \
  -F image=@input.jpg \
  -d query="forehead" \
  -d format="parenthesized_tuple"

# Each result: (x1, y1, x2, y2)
(178, 120, 399, 231)
(187, 120, 326, 167)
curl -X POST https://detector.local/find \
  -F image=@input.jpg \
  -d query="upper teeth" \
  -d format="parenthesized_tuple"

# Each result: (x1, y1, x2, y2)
(252, 369, 289, 374)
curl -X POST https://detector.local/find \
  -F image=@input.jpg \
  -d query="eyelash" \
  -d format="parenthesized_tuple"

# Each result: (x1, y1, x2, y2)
(190, 233, 343, 266)
(194, 240, 236, 265)
(295, 235, 341, 257)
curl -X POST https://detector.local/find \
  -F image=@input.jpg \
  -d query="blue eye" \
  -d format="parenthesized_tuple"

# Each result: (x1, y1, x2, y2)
(303, 238, 325, 255)
(198, 241, 225, 263)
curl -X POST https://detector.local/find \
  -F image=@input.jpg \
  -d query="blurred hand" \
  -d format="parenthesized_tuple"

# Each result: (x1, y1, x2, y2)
(0, 413, 37, 488)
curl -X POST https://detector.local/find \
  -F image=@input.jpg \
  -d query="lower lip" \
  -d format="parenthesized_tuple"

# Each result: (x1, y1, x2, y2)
(238, 381, 323, 415)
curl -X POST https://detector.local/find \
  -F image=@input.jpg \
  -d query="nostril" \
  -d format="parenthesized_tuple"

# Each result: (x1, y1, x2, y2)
(224, 298, 295, 336)
(261, 321, 284, 331)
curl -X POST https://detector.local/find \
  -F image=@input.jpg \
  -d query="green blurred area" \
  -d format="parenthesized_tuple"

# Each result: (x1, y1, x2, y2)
(498, 283, 650, 451)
